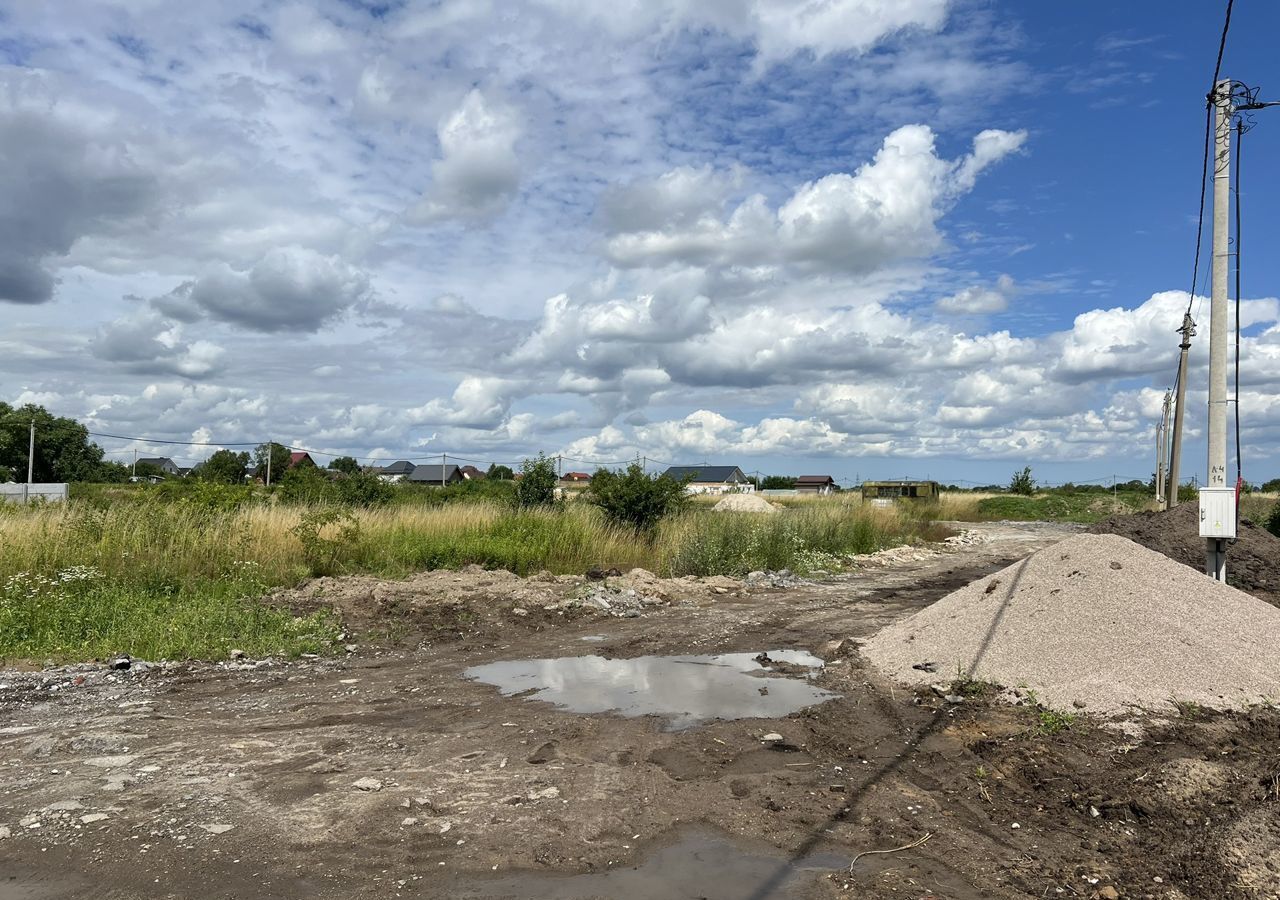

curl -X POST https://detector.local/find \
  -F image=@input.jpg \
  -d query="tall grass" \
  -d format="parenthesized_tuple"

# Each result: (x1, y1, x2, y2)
(0, 495, 946, 662)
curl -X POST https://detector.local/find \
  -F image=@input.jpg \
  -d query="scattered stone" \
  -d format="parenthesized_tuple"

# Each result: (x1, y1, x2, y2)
(83, 755, 137, 769)
(0, 826, 10, 840)
(528, 787, 560, 801)
(108, 656, 131, 671)
(511, 607, 529, 617)
(401, 817, 418, 827)
(911, 662, 938, 674)
(526, 742, 558, 764)
(761, 733, 784, 743)
(79, 813, 109, 824)
(200, 824, 234, 835)
(345, 644, 358, 653)
(43, 800, 84, 812)
(1094, 887, 1120, 900)
(353, 777, 384, 792)
(229, 649, 246, 660)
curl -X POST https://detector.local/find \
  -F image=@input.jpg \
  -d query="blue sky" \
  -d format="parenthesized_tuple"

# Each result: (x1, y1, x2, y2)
(2, 0, 1279, 486)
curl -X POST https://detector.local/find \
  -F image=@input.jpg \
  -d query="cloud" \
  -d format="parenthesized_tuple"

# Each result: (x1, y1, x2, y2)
(937, 274, 1017, 314)
(91, 310, 225, 378)
(181, 248, 372, 333)
(409, 90, 522, 224)
(0, 70, 156, 304)
(604, 125, 1027, 272)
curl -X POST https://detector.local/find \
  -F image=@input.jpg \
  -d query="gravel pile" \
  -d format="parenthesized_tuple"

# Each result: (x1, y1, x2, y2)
(860, 533, 1280, 717)
(1088, 501, 1280, 608)
(712, 493, 779, 514)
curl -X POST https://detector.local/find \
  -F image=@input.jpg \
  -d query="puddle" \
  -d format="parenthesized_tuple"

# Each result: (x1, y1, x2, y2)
(451, 827, 846, 899)
(464, 650, 838, 730)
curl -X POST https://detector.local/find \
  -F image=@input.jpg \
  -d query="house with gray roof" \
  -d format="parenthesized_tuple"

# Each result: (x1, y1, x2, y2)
(407, 463, 465, 486)
(660, 465, 753, 495)
(375, 460, 417, 483)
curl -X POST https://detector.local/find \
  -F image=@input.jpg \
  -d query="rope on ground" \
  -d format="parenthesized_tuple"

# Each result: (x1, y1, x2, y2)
(848, 832, 933, 873)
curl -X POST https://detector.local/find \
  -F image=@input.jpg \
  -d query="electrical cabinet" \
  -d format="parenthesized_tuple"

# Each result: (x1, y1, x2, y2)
(1198, 487, 1237, 539)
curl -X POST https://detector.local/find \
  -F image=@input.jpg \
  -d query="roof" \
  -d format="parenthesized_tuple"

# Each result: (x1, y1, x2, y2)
(862, 480, 940, 486)
(561, 472, 591, 481)
(378, 460, 416, 475)
(288, 452, 313, 466)
(796, 475, 836, 485)
(136, 457, 174, 467)
(407, 464, 461, 483)
(661, 465, 746, 483)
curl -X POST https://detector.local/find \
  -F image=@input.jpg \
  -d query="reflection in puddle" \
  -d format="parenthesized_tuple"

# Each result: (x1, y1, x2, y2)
(453, 828, 846, 899)
(464, 650, 838, 730)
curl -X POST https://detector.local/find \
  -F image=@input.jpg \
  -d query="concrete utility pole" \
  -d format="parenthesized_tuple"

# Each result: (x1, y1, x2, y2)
(266, 444, 272, 487)
(1203, 78, 1234, 580)
(441, 453, 447, 488)
(1166, 312, 1195, 509)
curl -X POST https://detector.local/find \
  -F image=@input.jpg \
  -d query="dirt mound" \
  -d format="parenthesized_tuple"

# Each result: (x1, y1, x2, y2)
(1087, 500, 1280, 607)
(861, 533, 1280, 717)
(712, 494, 778, 514)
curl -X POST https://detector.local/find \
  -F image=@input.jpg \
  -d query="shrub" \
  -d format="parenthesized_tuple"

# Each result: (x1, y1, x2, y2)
(1009, 466, 1035, 496)
(1266, 502, 1280, 539)
(291, 508, 362, 576)
(585, 464, 690, 533)
(514, 454, 559, 509)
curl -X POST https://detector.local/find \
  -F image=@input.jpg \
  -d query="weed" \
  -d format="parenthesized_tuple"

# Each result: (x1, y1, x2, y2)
(1169, 697, 1203, 720)
(1035, 708, 1078, 735)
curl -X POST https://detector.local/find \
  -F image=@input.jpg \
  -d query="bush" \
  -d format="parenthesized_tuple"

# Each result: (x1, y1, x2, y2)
(1009, 466, 1035, 496)
(1266, 502, 1280, 539)
(514, 454, 558, 509)
(585, 464, 690, 533)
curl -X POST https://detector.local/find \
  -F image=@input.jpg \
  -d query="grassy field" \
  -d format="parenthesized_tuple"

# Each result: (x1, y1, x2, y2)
(0, 494, 943, 663)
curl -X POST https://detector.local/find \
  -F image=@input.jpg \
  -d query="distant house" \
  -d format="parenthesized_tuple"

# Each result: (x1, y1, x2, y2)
(136, 457, 181, 477)
(288, 452, 316, 469)
(375, 460, 416, 483)
(861, 480, 941, 504)
(661, 465, 753, 495)
(560, 471, 591, 484)
(795, 475, 838, 496)
(459, 465, 486, 481)
(407, 464, 465, 486)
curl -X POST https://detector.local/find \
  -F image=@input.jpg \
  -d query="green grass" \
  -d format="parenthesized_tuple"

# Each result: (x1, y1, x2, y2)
(0, 494, 946, 663)
(964, 490, 1152, 524)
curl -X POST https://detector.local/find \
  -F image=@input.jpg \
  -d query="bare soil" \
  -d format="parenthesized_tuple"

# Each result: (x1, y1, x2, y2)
(1088, 501, 1280, 607)
(2, 522, 1278, 900)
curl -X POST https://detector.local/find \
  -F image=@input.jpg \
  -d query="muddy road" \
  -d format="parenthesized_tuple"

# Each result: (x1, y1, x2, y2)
(2, 522, 1278, 900)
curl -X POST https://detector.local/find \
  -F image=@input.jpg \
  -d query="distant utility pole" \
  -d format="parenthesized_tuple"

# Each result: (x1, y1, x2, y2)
(1166, 312, 1195, 510)
(132, 448, 138, 478)
(1156, 390, 1172, 504)
(1204, 79, 1234, 580)
(25, 420, 34, 505)
(266, 444, 272, 487)
(442, 452, 447, 488)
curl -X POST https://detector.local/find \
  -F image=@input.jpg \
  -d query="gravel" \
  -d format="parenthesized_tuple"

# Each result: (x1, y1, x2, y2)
(860, 533, 1280, 717)
(712, 494, 778, 514)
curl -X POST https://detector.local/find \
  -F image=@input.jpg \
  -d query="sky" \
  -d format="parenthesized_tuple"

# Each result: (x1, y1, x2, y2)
(3, 0, 1280, 486)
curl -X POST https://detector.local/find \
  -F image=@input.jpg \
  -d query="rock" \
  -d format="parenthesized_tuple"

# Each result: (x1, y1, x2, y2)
(527, 741, 558, 764)
(353, 777, 384, 792)
(79, 813, 109, 824)
(911, 662, 938, 673)
(0, 826, 10, 839)
(943, 695, 965, 704)
(108, 656, 131, 671)
(200, 824, 234, 835)
(345, 644, 358, 653)
(1093, 887, 1119, 900)
(1073, 699, 1088, 709)
(229, 649, 246, 660)
(401, 817, 419, 827)
(44, 800, 84, 812)
(528, 787, 560, 801)
(84, 755, 137, 769)
(761, 733, 784, 743)
(511, 608, 529, 617)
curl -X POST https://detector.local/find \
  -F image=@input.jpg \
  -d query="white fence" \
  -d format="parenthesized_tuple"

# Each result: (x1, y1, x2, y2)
(0, 483, 69, 504)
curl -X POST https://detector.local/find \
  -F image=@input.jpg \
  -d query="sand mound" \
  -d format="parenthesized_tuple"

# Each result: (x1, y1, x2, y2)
(1088, 501, 1280, 607)
(713, 494, 778, 514)
(860, 533, 1280, 717)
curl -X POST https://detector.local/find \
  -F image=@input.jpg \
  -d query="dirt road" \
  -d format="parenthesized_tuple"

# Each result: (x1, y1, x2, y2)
(2, 522, 1277, 899)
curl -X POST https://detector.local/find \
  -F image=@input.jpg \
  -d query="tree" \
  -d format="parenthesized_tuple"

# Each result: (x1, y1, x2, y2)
(1009, 466, 1035, 496)
(514, 454, 558, 508)
(201, 449, 250, 484)
(487, 463, 514, 480)
(134, 461, 168, 481)
(329, 456, 360, 475)
(253, 442, 292, 482)
(585, 464, 690, 533)
(761, 475, 796, 490)
(1261, 478, 1280, 494)
(0, 402, 118, 482)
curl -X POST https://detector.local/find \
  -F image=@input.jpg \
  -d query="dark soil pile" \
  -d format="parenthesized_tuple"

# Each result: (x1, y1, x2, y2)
(1088, 502, 1280, 607)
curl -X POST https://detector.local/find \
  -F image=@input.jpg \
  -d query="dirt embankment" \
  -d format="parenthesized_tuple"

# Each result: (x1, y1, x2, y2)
(1088, 502, 1280, 606)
